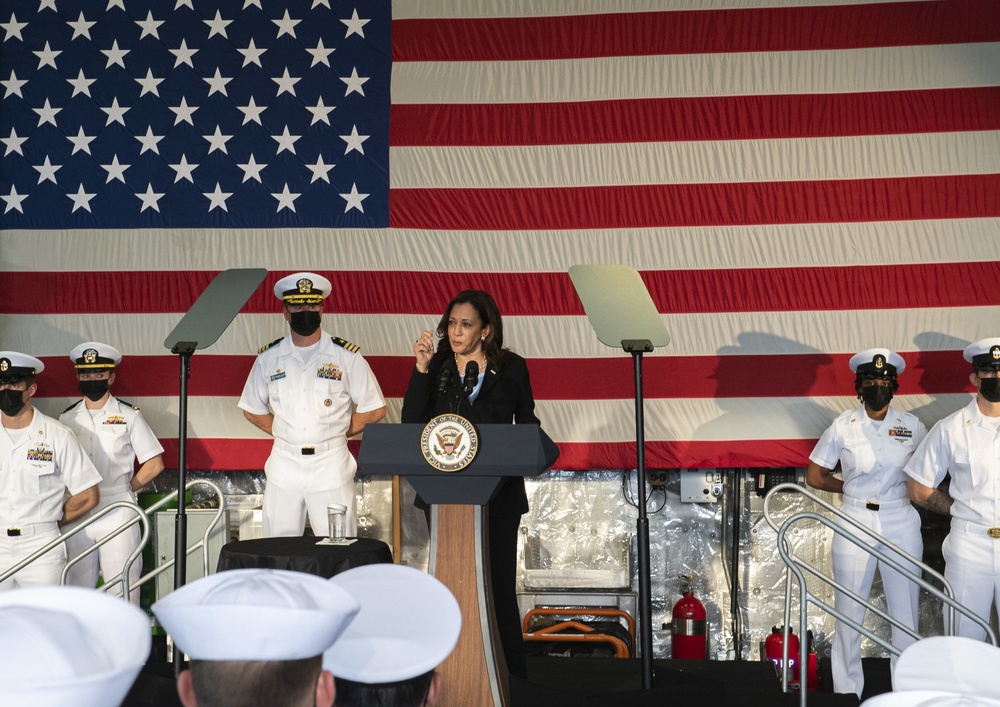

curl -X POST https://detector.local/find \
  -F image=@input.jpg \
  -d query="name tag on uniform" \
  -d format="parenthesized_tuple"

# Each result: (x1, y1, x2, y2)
(317, 363, 342, 381)
(270, 371, 286, 382)
(104, 416, 127, 425)
(889, 426, 913, 439)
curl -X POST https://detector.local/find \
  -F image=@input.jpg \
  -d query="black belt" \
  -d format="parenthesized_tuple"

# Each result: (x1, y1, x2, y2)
(301, 446, 315, 456)
(7, 528, 21, 536)
(866, 502, 880, 511)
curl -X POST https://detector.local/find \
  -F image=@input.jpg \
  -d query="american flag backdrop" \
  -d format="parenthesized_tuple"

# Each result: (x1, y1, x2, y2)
(2, 0, 999, 473)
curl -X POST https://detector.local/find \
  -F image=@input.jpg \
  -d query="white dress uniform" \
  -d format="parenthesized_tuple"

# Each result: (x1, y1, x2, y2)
(60, 395, 163, 598)
(904, 397, 1000, 640)
(238, 333, 385, 537)
(811, 403, 927, 696)
(0, 408, 101, 590)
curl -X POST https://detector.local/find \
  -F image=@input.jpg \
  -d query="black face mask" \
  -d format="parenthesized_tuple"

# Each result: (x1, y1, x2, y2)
(0, 389, 26, 417)
(289, 311, 322, 336)
(979, 377, 1000, 403)
(78, 379, 110, 402)
(860, 385, 893, 411)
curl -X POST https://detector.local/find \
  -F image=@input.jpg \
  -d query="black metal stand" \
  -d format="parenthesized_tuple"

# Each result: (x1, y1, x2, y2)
(170, 342, 194, 675)
(624, 339, 654, 689)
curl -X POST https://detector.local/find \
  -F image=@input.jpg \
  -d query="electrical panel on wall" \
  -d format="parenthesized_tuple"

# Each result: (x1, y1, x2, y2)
(680, 470, 723, 503)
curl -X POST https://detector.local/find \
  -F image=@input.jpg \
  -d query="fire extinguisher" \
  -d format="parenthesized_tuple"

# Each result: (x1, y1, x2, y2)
(671, 589, 707, 659)
(764, 626, 800, 687)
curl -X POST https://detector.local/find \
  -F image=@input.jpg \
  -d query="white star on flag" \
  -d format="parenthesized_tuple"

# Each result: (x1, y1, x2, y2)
(341, 9, 369, 39)
(340, 67, 369, 97)
(3, 128, 28, 156)
(272, 183, 301, 213)
(68, 69, 96, 98)
(2, 186, 28, 214)
(204, 68, 232, 97)
(239, 39, 266, 68)
(340, 125, 369, 155)
(135, 11, 164, 40)
(33, 42, 61, 70)
(101, 40, 129, 69)
(66, 127, 95, 155)
(101, 155, 130, 183)
(238, 154, 267, 183)
(34, 98, 61, 127)
(136, 184, 165, 212)
(306, 98, 334, 126)
(306, 155, 335, 183)
(34, 156, 61, 184)
(204, 10, 232, 39)
(170, 39, 198, 68)
(306, 39, 334, 68)
(135, 126, 165, 155)
(2, 13, 28, 42)
(238, 97, 266, 125)
(272, 68, 300, 98)
(101, 98, 130, 126)
(135, 69, 164, 97)
(203, 126, 233, 154)
(204, 183, 232, 212)
(170, 97, 198, 126)
(67, 12, 96, 41)
(67, 184, 96, 213)
(340, 183, 368, 212)
(2, 71, 27, 99)
(272, 10, 300, 39)
(169, 155, 198, 183)
(272, 125, 301, 155)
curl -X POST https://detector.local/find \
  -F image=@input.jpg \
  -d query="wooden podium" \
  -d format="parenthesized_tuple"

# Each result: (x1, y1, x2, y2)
(358, 424, 557, 707)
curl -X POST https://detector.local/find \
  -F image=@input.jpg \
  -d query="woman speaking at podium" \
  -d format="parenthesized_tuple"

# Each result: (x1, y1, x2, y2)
(402, 289, 539, 679)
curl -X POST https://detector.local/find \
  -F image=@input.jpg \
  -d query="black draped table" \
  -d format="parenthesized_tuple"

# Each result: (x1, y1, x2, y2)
(217, 537, 393, 578)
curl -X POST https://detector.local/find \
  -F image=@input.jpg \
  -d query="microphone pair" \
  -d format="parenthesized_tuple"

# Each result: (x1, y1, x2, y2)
(437, 360, 480, 397)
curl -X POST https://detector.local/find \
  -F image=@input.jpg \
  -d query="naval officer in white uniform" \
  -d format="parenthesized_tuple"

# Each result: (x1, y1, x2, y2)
(239, 272, 386, 537)
(59, 342, 164, 602)
(807, 348, 926, 696)
(0, 352, 101, 589)
(906, 337, 1000, 641)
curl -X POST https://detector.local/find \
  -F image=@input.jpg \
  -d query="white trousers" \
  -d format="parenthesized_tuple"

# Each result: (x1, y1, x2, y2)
(63, 491, 143, 604)
(262, 444, 357, 538)
(0, 525, 66, 590)
(831, 502, 922, 697)
(942, 527, 1000, 640)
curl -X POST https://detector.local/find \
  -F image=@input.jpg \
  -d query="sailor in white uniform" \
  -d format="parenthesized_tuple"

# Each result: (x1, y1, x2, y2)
(0, 352, 101, 590)
(906, 338, 1000, 640)
(239, 272, 386, 538)
(59, 342, 164, 602)
(807, 348, 927, 696)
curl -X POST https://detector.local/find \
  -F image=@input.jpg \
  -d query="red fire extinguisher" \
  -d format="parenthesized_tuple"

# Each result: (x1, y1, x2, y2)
(764, 626, 800, 687)
(671, 590, 707, 659)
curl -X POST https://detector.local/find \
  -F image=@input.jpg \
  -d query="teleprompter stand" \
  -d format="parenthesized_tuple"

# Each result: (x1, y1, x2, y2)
(569, 264, 671, 690)
(359, 424, 558, 707)
(162, 268, 266, 669)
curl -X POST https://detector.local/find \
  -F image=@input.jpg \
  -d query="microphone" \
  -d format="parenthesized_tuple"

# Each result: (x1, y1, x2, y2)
(437, 366, 452, 395)
(463, 360, 479, 395)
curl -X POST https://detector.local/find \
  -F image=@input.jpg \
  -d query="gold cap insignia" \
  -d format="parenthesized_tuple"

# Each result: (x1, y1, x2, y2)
(992, 345, 1000, 361)
(874, 355, 885, 369)
(0, 359, 8, 373)
(296, 278, 314, 294)
(84, 348, 98, 364)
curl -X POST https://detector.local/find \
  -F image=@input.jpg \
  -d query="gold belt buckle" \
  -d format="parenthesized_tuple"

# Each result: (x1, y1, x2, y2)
(301, 446, 316, 456)
(987, 527, 1000, 539)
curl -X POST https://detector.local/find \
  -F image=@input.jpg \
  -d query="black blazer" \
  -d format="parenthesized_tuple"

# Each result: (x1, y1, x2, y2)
(401, 350, 539, 514)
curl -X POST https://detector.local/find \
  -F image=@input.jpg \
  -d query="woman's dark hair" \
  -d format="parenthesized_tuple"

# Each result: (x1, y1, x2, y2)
(434, 290, 506, 368)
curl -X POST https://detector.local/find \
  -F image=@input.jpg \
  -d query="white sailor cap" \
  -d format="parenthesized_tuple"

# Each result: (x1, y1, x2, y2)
(0, 351, 44, 380)
(70, 341, 123, 371)
(324, 564, 461, 683)
(152, 569, 360, 661)
(850, 348, 906, 378)
(863, 691, 1000, 707)
(0, 586, 151, 707)
(273, 272, 332, 305)
(964, 338, 1000, 371)
(893, 636, 1000, 699)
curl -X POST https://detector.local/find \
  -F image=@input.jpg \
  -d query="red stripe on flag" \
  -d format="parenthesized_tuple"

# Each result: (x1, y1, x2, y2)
(393, 0, 1000, 61)
(34, 350, 976, 401)
(12, 260, 1000, 315)
(390, 175, 1000, 231)
(156, 438, 822, 471)
(391, 88, 1000, 146)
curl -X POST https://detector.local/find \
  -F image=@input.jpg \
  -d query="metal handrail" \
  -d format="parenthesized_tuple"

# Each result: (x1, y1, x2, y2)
(127, 479, 227, 592)
(764, 482, 997, 707)
(0, 501, 149, 597)
(0, 479, 226, 598)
